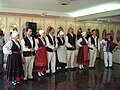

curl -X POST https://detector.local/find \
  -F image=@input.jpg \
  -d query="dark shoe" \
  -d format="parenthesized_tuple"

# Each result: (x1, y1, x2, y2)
(92, 67, 95, 69)
(109, 66, 113, 70)
(89, 67, 92, 70)
(105, 66, 109, 69)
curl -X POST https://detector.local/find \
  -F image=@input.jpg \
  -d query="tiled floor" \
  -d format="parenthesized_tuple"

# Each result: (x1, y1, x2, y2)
(0, 60, 120, 90)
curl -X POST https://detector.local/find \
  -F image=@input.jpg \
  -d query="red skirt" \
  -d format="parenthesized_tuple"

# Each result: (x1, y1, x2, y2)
(76, 45, 89, 65)
(33, 46, 48, 72)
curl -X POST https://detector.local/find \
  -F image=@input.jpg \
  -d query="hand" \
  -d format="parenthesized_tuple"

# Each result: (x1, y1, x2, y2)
(72, 45, 75, 48)
(39, 47, 42, 49)
(25, 46, 28, 48)
(79, 45, 82, 47)
(30, 48, 35, 52)
(53, 48, 57, 52)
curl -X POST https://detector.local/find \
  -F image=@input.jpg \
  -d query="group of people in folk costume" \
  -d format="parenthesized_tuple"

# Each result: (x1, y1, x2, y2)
(1, 26, 118, 86)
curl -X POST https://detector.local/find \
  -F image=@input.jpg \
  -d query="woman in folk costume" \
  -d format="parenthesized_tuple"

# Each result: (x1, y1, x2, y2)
(33, 30, 48, 77)
(56, 30, 67, 70)
(3, 31, 24, 86)
(76, 32, 89, 70)
(45, 26, 58, 74)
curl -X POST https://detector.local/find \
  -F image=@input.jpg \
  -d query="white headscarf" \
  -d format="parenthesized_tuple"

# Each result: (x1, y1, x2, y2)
(59, 31, 64, 36)
(11, 31, 19, 38)
(81, 32, 86, 37)
(39, 30, 45, 35)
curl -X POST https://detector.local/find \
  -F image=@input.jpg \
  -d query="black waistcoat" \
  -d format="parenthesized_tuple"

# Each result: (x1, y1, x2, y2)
(90, 36, 98, 49)
(11, 40, 21, 52)
(57, 37, 65, 46)
(23, 36, 35, 57)
(46, 35, 56, 52)
(67, 33, 76, 50)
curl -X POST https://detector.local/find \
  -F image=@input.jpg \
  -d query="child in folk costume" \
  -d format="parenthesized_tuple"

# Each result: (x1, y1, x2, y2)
(101, 33, 117, 69)
(57, 30, 67, 70)
(76, 32, 89, 70)
(33, 30, 48, 77)
(3, 31, 24, 86)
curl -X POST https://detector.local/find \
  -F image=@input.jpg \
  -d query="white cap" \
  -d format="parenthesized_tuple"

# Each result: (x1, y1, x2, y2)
(81, 32, 86, 36)
(11, 31, 19, 38)
(39, 30, 45, 35)
(59, 31, 64, 36)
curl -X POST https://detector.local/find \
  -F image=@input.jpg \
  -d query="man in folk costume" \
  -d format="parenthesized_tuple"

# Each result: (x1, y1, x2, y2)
(101, 33, 117, 69)
(33, 30, 48, 77)
(45, 26, 58, 74)
(76, 32, 89, 70)
(57, 30, 67, 70)
(3, 31, 24, 86)
(65, 27, 76, 69)
(88, 29, 100, 69)
(21, 28, 38, 80)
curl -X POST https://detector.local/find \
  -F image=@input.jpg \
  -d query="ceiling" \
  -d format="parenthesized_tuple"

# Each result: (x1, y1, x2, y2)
(0, 0, 120, 20)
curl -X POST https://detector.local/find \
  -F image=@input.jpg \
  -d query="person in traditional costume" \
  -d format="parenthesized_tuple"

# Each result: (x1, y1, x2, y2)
(3, 31, 24, 86)
(21, 28, 38, 80)
(88, 29, 100, 69)
(33, 30, 48, 77)
(76, 32, 89, 70)
(56, 30, 67, 70)
(101, 33, 117, 69)
(45, 26, 58, 74)
(65, 27, 76, 69)
(0, 30, 5, 76)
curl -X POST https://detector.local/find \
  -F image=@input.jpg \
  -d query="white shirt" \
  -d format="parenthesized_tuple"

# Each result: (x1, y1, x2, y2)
(76, 38, 88, 47)
(3, 39, 20, 55)
(88, 35, 100, 51)
(101, 39, 110, 51)
(45, 34, 58, 50)
(20, 36, 38, 52)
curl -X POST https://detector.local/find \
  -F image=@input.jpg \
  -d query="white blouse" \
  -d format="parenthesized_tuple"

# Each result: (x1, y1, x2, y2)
(76, 38, 88, 47)
(3, 39, 20, 55)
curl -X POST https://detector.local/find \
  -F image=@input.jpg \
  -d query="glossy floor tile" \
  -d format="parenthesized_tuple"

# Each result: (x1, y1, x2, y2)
(0, 60, 120, 90)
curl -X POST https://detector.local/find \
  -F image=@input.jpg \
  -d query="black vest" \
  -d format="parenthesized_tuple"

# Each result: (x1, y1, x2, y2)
(57, 37, 65, 46)
(90, 36, 98, 49)
(23, 37, 35, 57)
(67, 33, 76, 50)
(46, 35, 56, 52)
(11, 40, 21, 52)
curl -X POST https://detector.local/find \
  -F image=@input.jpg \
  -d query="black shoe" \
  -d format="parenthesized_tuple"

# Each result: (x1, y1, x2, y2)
(105, 66, 109, 69)
(109, 66, 113, 70)
(89, 67, 92, 70)
(92, 67, 95, 69)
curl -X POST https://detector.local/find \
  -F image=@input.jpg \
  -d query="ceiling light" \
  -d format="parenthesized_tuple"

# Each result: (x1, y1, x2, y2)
(58, 0, 70, 5)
